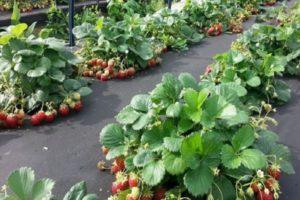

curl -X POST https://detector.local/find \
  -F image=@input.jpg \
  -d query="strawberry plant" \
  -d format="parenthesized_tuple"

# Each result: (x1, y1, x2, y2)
(0, 23, 92, 128)
(100, 73, 294, 199)
(0, 167, 98, 200)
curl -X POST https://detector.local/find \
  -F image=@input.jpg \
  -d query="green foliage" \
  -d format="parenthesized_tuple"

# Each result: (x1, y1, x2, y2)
(0, 167, 97, 200)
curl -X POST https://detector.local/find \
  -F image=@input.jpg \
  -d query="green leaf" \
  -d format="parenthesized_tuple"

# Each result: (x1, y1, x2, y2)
(77, 87, 92, 97)
(219, 104, 237, 119)
(132, 113, 151, 130)
(178, 118, 194, 133)
(142, 161, 165, 186)
(63, 181, 87, 200)
(64, 79, 82, 91)
(106, 146, 127, 160)
(116, 106, 141, 125)
(7, 167, 35, 200)
(32, 179, 55, 200)
(130, 94, 151, 112)
(100, 124, 125, 148)
(39, 57, 51, 69)
(247, 76, 261, 87)
(82, 194, 98, 200)
(211, 176, 236, 200)
(221, 145, 241, 169)
(178, 73, 199, 90)
(183, 88, 198, 109)
(133, 149, 154, 167)
(181, 132, 202, 168)
(163, 137, 183, 152)
(240, 149, 266, 170)
(27, 66, 47, 77)
(184, 165, 214, 197)
(166, 102, 182, 118)
(232, 125, 255, 151)
(162, 152, 187, 175)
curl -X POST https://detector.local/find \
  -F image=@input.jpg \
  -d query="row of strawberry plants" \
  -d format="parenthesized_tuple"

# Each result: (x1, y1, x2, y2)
(73, 0, 280, 82)
(99, 3, 299, 200)
(0, 23, 92, 129)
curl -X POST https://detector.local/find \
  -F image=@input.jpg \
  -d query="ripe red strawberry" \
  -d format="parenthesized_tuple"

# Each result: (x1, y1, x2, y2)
(154, 187, 166, 200)
(45, 111, 55, 123)
(96, 71, 102, 80)
(6, 114, 18, 128)
(37, 111, 46, 121)
(127, 67, 136, 77)
(251, 182, 260, 193)
(74, 101, 83, 112)
(101, 61, 108, 68)
(91, 59, 98, 66)
(111, 163, 121, 174)
(82, 71, 90, 77)
(101, 74, 109, 81)
(148, 59, 156, 67)
(117, 70, 126, 79)
(102, 146, 109, 155)
(256, 189, 274, 200)
(129, 173, 139, 188)
(59, 104, 70, 117)
(97, 59, 103, 66)
(207, 26, 215, 35)
(268, 166, 281, 180)
(264, 178, 274, 191)
(0, 111, 7, 121)
(31, 114, 41, 126)
(107, 66, 114, 75)
(111, 182, 119, 194)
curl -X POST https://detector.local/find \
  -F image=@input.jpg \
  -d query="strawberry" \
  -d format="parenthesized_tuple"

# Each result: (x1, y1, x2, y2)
(101, 74, 109, 81)
(96, 71, 102, 80)
(97, 59, 103, 66)
(127, 67, 136, 77)
(207, 26, 215, 35)
(268, 166, 281, 180)
(108, 59, 115, 68)
(102, 146, 109, 155)
(129, 173, 139, 188)
(111, 182, 119, 194)
(37, 111, 46, 121)
(148, 59, 156, 67)
(205, 66, 213, 75)
(256, 188, 274, 200)
(59, 104, 70, 117)
(91, 59, 98, 66)
(31, 114, 41, 126)
(264, 178, 274, 191)
(74, 101, 83, 111)
(251, 182, 260, 193)
(111, 163, 121, 174)
(117, 70, 126, 79)
(215, 23, 223, 33)
(101, 61, 108, 68)
(126, 187, 140, 200)
(0, 111, 7, 121)
(6, 114, 18, 128)
(45, 111, 55, 123)
(154, 187, 166, 200)
(82, 71, 90, 77)
(16, 109, 25, 120)
(88, 70, 94, 77)
(141, 188, 153, 200)
(116, 157, 125, 170)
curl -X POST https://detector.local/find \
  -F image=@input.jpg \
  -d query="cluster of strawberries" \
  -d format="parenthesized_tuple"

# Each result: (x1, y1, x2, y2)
(82, 56, 163, 82)
(0, 93, 83, 128)
(206, 23, 223, 36)
(101, 146, 167, 200)
(249, 166, 281, 200)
